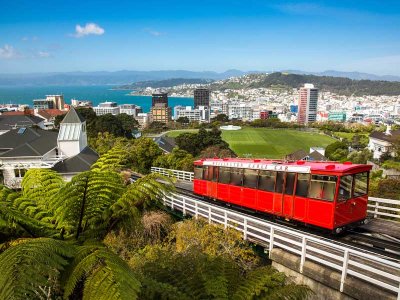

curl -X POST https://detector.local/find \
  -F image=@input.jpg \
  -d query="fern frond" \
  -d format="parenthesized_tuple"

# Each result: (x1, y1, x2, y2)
(0, 238, 75, 300)
(63, 243, 141, 300)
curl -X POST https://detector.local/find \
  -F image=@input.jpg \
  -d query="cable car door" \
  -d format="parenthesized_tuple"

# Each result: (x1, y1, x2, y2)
(272, 171, 285, 215)
(282, 173, 296, 218)
(207, 166, 218, 199)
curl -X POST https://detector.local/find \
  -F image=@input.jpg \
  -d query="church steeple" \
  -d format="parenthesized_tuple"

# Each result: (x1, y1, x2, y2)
(57, 107, 87, 157)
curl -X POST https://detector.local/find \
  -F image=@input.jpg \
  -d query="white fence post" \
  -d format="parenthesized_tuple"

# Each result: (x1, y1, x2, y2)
(208, 207, 211, 223)
(195, 202, 198, 219)
(243, 218, 248, 240)
(182, 197, 186, 216)
(224, 211, 228, 229)
(300, 236, 307, 273)
(374, 201, 379, 218)
(269, 227, 274, 259)
(340, 249, 350, 292)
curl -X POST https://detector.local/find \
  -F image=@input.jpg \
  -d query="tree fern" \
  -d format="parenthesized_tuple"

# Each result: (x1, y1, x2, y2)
(91, 146, 129, 172)
(0, 238, 75, 300)
(233, 266, 312, 300)
(113, 173, 175, 212)
(21, 168, 64, 209)
(63, 243, 141, 300)
(50, 170, 125, 239)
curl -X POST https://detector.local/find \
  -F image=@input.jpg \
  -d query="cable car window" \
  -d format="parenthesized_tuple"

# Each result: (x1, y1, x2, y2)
(309, 175, 337, 202)
(354, 172, 368, 197)
(194, 166, 203, 180)
(275, 172, 284, 193)
(230, 168, 243, 186)
(243, 169, 259, 189)
(203, 166, 209, 181)
(284, 173, 296, 195)
(295, 173, 310, 197)
(212, 166, 218, 182)
(218, 167, 231, 184)
(206, 166, 214, 181)
(258, 171, 276, 192)
(338, 175, 353, 201)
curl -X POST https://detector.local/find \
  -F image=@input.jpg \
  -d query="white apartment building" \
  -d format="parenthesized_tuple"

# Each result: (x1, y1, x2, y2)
(119, 104, 142, 117)
(174, 105, 210, 123)
(93, 102, 120, 116)
(226, 103, 253, 121)
(135, 113, 150, 129)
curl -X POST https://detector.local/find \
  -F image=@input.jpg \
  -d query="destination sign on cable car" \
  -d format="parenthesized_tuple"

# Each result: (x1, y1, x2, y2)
(202, 161, 311, 173)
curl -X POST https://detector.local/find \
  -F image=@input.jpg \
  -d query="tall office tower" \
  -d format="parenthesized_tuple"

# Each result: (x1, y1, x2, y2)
(194, 88, 210, 108)
(152, 93, 168, 107)
(297, 83, 318, 125)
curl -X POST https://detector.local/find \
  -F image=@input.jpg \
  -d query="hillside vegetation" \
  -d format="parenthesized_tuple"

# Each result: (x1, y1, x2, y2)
(211, 72, 400, 96)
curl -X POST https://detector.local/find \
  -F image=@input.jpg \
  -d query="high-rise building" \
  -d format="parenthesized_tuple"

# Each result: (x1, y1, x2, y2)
(297, 84, 318, 125)
(194, 88, 210, 108)
(150, 103, 172, 124)
(152, 93, 168, 107)
(119, 104, 142, 117)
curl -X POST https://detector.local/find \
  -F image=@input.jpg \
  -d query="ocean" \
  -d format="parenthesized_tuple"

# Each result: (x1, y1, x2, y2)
(0, 85, 194, 113)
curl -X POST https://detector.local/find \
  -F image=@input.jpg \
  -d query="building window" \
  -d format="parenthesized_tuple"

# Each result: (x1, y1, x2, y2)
(14, 169, 27, 178)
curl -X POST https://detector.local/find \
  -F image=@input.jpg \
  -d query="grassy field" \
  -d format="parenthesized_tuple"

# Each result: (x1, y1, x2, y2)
(333, 131, 369, 140)
(221, 128, 335, 158)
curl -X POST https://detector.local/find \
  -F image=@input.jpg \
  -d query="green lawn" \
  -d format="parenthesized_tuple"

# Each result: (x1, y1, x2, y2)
(221, 128, 335, 158)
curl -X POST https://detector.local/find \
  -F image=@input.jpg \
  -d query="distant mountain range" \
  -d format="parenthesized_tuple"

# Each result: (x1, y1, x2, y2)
(117, 78, 213, 90)
(283, 70, 400, 82)
(0, 69, 399, 86)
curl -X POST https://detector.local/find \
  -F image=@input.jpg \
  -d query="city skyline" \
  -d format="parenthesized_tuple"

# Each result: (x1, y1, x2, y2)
(1, 0, 400, 75)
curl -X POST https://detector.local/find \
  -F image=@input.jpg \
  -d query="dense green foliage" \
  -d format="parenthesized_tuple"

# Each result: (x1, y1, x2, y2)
(210, 72, 400, 96)
(153, 148, 195, 172)
(0, 165, 176, 300)
(175, 127, 230, 156)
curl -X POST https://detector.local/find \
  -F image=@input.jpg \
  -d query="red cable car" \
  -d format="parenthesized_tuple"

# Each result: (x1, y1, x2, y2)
(193, 158, 372, 232)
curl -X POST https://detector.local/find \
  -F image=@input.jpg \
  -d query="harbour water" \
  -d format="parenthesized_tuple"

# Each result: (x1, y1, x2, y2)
(0, 85, 194, 113)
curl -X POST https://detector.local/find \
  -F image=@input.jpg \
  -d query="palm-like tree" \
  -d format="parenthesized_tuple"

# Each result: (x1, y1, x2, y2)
(0, 166, 174, 300)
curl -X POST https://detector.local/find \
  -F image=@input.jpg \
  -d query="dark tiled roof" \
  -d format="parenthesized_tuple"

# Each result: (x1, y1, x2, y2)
(0, 127, 58, 157)
(0, 115, 44, 131)
(153, 136, 176, 153)
(61, 107, 85, 124)
(308, 150, 328, 161)
(369, 130, 400, 143)
(285, 149, 308, 161)
(52, 147, 99, 173)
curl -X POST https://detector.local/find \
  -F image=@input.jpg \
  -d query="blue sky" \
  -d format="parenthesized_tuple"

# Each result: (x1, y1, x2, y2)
(0, 0, 400, 75)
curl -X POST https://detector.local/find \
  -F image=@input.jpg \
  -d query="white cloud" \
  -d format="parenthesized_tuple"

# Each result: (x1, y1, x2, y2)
(0, 44, 20, 59)
(73, 23, 105, 38)
(37, 51, 51, 58)
(21, 36, 38, 42)
(144, 28, 162, 37)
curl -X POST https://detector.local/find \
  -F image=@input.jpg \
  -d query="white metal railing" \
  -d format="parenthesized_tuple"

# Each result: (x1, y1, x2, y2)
(151, 167, 194, 182)
(368, 197, 400, 220)
(151, 168, 400, 222)
(162, 192, 400, 298)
